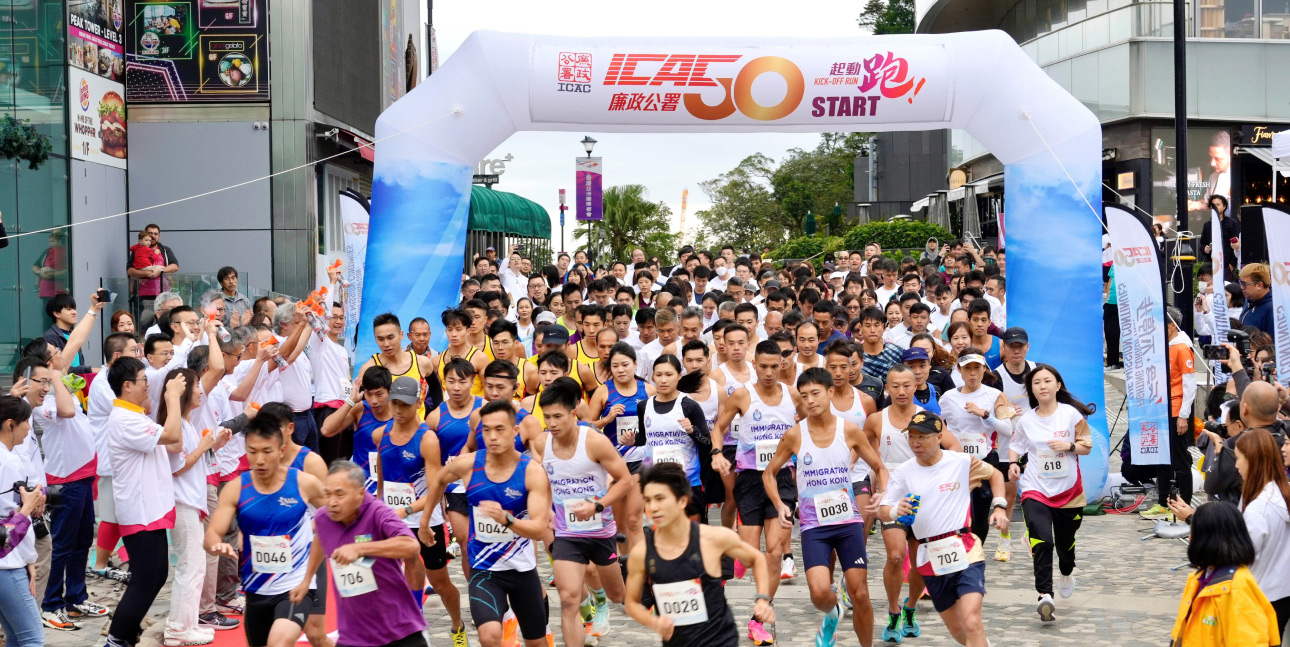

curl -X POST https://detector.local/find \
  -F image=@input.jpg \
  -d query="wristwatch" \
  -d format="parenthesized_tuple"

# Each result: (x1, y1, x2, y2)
(593, 500, 605, 513)
(504, 512, 517, 527)
(403, 505, 414, 516)
(710, 448, 723, 456)
(1068, 442, 1077, 453)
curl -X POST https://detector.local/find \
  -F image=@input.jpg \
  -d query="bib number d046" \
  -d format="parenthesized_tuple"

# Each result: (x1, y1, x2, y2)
(250, 535, 291, 574)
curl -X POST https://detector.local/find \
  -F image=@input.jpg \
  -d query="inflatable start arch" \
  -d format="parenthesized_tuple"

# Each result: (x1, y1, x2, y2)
(359, 30, 1109, 497)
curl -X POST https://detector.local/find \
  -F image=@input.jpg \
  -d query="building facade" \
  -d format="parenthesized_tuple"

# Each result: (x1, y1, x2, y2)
(0, 0, 427, 369)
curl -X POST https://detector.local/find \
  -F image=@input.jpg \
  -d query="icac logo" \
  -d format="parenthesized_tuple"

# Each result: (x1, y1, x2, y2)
(603, 54, 804, 121)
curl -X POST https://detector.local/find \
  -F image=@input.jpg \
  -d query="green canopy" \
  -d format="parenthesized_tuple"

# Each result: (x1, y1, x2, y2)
(469, 186, 552, 239)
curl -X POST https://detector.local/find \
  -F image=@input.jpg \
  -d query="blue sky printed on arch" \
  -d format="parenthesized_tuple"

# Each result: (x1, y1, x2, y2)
(1004, 139, 1109, 499)
(354, 161, 473, 363)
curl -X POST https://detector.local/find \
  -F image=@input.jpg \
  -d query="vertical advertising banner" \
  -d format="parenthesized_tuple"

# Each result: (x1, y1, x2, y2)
(1106, 204, 1171, 465)
(576, 157, 603, 221)
(68, 0, 127, 169)
(1210, 208, 1231, 384)
(1264, 205, 1290, 390)
(339, 190, 370, 357)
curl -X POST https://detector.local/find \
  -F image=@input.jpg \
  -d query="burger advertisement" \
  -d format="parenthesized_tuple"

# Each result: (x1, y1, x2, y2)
(70, 67, 127, 169)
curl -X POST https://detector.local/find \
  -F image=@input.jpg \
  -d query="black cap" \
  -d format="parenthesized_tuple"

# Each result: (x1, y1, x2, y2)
(543, 325, 569, 344)
(1000, 327, 1029, 345)
(905, 410, 946, 435)
(765, 279, 782, 290)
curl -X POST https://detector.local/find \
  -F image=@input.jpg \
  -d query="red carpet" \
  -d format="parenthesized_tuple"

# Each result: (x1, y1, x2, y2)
(206, 566, 341, 647)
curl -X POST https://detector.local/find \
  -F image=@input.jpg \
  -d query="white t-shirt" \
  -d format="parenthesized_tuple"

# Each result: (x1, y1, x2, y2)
(637, 338, 665, 383)
(147, 338, 195, 420)
(107, 401, 176, 529)
(880, 451, 979, 573)
(170, 420, 210, 511)
(13, 432, 44, 487)
(875, 285, 898, 305)
(34, 391, 96, 482)
(213, 375, 246, 478)
(938, 385, 1004, 459)
(0, 444, 37, 569)
(928, 308, 951, 334)
(1011, 403, 1084, 505)
(309, 334, 352, 404)
(87, 373, 118, 478)
(275, 334, 313, 412)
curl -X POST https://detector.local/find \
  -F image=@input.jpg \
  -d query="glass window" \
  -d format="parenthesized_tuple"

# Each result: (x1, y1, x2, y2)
(1199, 0, 1256, 37)
(1262, 0, 1290, 37)
(1085, 13, 1111, 48)
(1070, 54, 1099, 115)
(1097, 45, 1130, 119)
(1060, 23, 1083, 58)
(1195, 42, 1264, 117)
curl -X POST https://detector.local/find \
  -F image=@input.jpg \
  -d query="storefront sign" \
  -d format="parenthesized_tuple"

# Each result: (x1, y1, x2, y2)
(69, 0, 126, 83)
(125, 0, 269, 103)
(1237, 124, 1284, 147)
(69, 66, 127, 169)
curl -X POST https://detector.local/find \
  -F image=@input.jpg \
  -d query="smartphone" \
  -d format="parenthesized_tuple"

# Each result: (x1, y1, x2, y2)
(1201, 344, 1229, 361)
(96, 288, 110, 303)
(22, 365, 32, 384)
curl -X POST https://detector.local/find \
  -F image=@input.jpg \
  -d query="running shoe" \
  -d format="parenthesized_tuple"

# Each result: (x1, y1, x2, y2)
(42, 609, 79, 631)
(1139, 504, 1173, 520)
(216, 596, 245, 615)
(582, 629, 598, 647)
(1036, 593, 1056, 622)
(69, 601, 111, 618)
(994, 536, 1011, 562)
(837, 577, 852, 609)
(501, 611, 519, 647)
(591, 595, 611, 637)
(881, 612, 903, 643)
(733, 559, 747, 579)
(198, 612, 239, 630)
(814, 603, 840, 647)
(900, 598, 921, 637)
(780, 555, 796, 581)
(163, 629, 213, 646)
(1058, 574, 1076, 599)
(579, 594, 595, 623)
(90, 566, 131, 583)
(748, 619, 775, 646)
(447, 538, 461, 558)
(450, 625, 470, 647)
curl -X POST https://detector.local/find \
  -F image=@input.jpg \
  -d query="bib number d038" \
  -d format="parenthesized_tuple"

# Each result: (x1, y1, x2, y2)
(653, 579, 708, 626)
(250, 535, 291, 574)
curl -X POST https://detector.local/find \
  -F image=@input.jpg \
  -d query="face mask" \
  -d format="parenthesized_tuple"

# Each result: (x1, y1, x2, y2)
(1198, 281, 1209, 292)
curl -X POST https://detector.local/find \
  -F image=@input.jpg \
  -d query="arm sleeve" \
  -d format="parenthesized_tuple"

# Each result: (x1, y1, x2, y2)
(633, 407, 648, 447)
(1010, 418, 1030, 458)
(968, 457, 997, 483)
(682, 399, 711, 454)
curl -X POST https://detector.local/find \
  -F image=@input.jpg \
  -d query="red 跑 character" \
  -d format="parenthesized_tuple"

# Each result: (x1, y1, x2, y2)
(859, 52, 919, 99)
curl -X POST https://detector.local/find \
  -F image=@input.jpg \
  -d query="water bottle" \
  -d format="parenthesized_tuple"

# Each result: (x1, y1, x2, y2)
(306, 311, 328, 341)
(208, 314, 231, 343)
(896, 494, 920, 526)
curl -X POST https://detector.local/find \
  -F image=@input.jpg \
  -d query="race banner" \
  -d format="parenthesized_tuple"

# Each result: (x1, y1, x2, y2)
(339, 189, 370, 357)
(1210, 208, 1230, 384)
(576, 157, 603, 221)
(1106, 204, 1170, 465)
(1265, 205, 1290, 389)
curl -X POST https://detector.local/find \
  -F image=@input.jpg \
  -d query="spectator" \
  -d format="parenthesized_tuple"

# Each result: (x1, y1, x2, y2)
(1169, 501, 1279, 647)
(143, 291, 183, 338)
(111, 310, 135, 335)
(216, 266, 252, 327)
(1236, 429, 1290, 634)
(1200, 196, 1240, 275)
(140, 224, 180, 288)
(1239, 263, 1274, 337)
(0, 395, 45, 647)
(198, 290, 227, 335)
(31, 231, 68, 302)
(43, 293, 93, 375)
(129, 231, 164, 303)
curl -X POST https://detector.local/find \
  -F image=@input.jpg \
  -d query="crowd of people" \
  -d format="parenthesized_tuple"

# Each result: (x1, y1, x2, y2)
(0, 232, 1285, 647)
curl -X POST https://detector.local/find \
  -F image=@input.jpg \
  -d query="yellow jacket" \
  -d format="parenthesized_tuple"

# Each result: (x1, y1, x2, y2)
(1170, 565, 1281, 647)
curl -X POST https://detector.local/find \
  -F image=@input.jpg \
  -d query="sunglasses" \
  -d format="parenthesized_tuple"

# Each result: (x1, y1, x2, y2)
(779, 349, 795, 358)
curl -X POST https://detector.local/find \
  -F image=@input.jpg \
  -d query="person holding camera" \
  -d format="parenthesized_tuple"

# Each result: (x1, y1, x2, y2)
(0, 395, 47, 647)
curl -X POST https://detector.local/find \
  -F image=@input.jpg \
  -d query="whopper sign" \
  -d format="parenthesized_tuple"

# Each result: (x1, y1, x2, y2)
(532, 46, 950, 126)
(69, 67, 127, 169)
(1106, 204, 1170, 466)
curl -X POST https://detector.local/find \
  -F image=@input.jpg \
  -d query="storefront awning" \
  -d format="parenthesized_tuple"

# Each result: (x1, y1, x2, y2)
(469, 186, 553, 239)
(968, 173, 1004, 191)
(1239, 146, 1290, 178)
(911, 196, 931, 212)
(946, 186, 966, 201)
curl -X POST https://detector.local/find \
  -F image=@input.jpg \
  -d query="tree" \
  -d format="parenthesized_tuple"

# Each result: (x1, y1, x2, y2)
(574, 184, 678, 263)
(693, 154, 781, 252)
(858, 0, 916, 35)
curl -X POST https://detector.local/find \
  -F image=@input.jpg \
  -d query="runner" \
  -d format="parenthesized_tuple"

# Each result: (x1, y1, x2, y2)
(589, 329, 619, 390)
(937, 350, 1014, 543)
(438, 309, 489, 398)
(585, 343, 653, 552)
(355, 313, 438, 418)
(203, 416, 326, 647)
(824, 340, 880, 531)
(794, 321, 823, 376)
(374, 376, 468, 646)
(989, 327, 1034, 561)
(289, 461, 428, 647)
(863, 364, 961, 642)
(1007, 364, 1094, 622)
(714, 324, 753, 537)
(419, 399, 553, 647)
(762, 368, 887, 647)
(632, 355, 712, 522)
(623, 463, 775, 647)
(530, 378, 634, 647)
(468, 360, 544, 454)
(427, 358, 484, 578)
(679, 340, 731, 528)
(320, 366, 395, 493)
(712, 340, 804, 646)
(568, 305, 607, 399)
(462, 299, 495, 363)
(879, 411, 1009, 647)
(520, 351, 578, 429)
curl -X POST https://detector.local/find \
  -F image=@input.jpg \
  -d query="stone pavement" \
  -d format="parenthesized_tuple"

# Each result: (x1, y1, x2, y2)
(43, 379, 1195, 647)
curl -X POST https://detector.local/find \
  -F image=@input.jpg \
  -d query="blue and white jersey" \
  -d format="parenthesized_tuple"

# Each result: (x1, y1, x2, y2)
(604, 379, 648, 463)
(355, 403, 393, 493)
(378, 423, 440, 527)
(473, 407, 529, 454)
(466, 450, 535, 572)
(288, 446, 312, 472)
(237, 469, 313, 595)
(437, 397, 482, 493)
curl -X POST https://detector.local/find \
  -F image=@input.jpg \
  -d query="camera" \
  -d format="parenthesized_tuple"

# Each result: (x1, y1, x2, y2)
(9, 481, 59, 509)
(1203, 420, 1226, 435)
(1228, 329, 1252, 356)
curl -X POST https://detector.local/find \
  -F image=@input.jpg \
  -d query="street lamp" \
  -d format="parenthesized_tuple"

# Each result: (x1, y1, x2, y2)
(581, 136, 597, 157)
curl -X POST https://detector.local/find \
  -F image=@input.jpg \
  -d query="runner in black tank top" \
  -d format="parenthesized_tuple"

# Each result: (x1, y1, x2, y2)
(625, 463, 774, 647)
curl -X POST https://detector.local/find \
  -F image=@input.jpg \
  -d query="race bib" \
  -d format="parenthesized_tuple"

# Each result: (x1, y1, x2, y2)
(339, 379, 353, 400)
(617, 417, 639, 446)
(652, 443, 685, 466)
(925, 535, 970, 575)
(383, 482, 416, 508)
(367, 451, 379, 472)
(814, 489, 855, 526)
(562, 499, 603, 532)
(331, 557, 378, 598)
(1036, 448, 1072, 479)
(249, 535, 291, 574)
(960, 434, 988, 457)
(473, 507, 517, 543)
(755, 439, 779, 471)
(653, 579, 708, 626)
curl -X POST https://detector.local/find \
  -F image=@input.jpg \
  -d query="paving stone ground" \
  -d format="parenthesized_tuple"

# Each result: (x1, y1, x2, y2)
(46, 380, 1201, 647)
